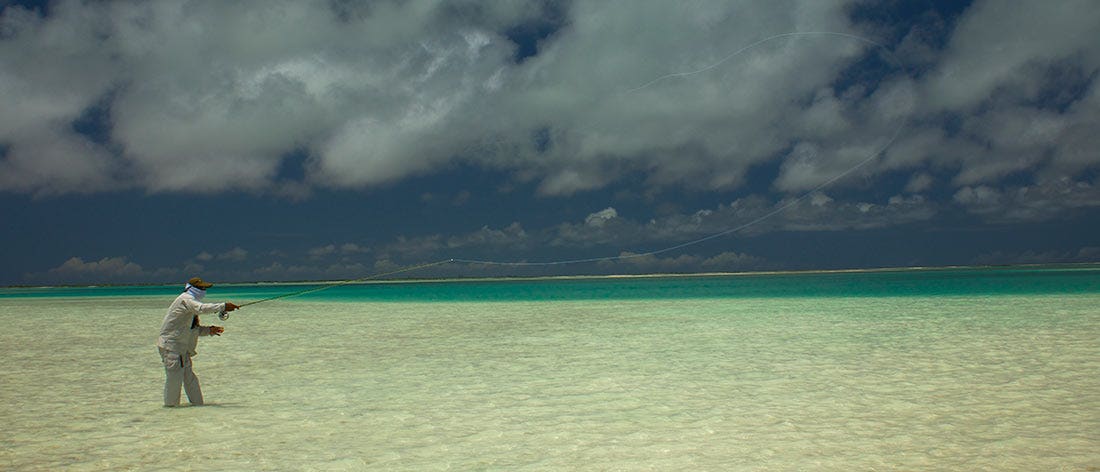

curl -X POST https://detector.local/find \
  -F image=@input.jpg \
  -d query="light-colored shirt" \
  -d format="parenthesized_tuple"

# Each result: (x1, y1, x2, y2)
(156, 292, 225, 356)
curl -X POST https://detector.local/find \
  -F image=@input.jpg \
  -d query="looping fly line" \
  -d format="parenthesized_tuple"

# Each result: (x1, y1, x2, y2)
(240, 31, 909, 307)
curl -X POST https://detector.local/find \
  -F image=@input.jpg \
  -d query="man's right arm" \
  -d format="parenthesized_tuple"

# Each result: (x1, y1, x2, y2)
(183, 297, 230, 315)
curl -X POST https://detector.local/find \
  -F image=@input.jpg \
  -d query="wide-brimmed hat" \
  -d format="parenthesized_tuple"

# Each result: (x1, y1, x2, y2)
(187, 277, 214, 289)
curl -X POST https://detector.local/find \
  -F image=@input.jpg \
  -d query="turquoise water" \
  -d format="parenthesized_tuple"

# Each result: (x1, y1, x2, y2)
(3, 265, 1099, 302)
(1, 266, 1098, 470)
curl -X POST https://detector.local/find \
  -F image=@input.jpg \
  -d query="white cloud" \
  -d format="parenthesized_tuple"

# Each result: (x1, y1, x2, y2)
(507, 1, 888, 196)
(596, 250, 768, 274)
(809, 191, 833, 207)
(0, 3, 121, 196)
(41, 255, 176, 284)
(701, 251, 769, 271)
(1078, 246, 1100, 260)
(34, 253, 247, 285)
(446, 222, 527, 249)
(339, 243, 369, 254)
(953, 185, 1000, 207)
(972, 247, 1100, 266)
(218, 247, 249, 261)
(904, 172, 934, 193)
(0, 0, 1096, 230)
(305, 243, 367, 260)
(0, 0, 526, 195)
(379, 234, 446, 261)
(307, 244, 337, 258)
(0, 0, 897, 198)
(953, 179, 1100, 222)
(879, 0, 1100, 192)
(250, 259, 369, 282)
(49, 256, 143, 277)
(377, 192, 939, 265)
(919, 0, 1100, 112)
(584, 207, 618, 227)
(0, 127, 119, 196)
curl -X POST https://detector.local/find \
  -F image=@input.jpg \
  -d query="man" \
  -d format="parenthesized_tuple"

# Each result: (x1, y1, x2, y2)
(156, 277, 240, 407)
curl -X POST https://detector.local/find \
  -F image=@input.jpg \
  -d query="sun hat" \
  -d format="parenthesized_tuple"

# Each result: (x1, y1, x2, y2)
(187, 277, 214, 289)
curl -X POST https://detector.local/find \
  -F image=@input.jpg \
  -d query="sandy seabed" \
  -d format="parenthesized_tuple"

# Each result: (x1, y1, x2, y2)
(1, 294, 1098, 471)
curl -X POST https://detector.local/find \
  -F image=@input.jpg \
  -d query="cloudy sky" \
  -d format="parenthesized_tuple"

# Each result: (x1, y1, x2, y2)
(1, 0, 1098, 285)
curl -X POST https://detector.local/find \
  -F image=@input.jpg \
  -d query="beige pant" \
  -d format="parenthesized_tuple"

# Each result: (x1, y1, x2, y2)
(159, 347, 203, 406)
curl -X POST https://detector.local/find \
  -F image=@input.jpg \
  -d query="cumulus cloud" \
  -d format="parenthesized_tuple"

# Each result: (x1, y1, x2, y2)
(49, 256, 142, 277)
(598, 250, 768, 274)
(379, 234, 447, 261)
(251, 260, 369, 282)
(32, 254, 233, 285)
(340, 243, 369, 254)
(0, 0, 529, 195)
(874, 0, 1100, 193)
(370, 191, 938, 268)
(510, 1, 901, 196)
(584, 207, 618, 227)
(919, 0, 1100, 112)
(904, 172, 934, 193)
(217, 247, 249, 261)
(972, 246, 1100, 266)
(1077, 247, 1100, 261)
(447, 222, 527, 249)
(0, 0, 1096, 234)
(40, 256, 177, 284)
(307, 242, 371, 260)
(307, 244, 337, 258)
(0, 0, 912, 199)
(953, 178, 1100, 222)
(0, 3, 121, 196)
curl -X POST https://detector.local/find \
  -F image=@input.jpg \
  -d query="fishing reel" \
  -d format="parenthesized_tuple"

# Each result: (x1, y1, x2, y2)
(218, 306, 229, 321)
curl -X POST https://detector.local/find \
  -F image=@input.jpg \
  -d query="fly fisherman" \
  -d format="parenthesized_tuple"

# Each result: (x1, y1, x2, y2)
(156, 277, 239, 407)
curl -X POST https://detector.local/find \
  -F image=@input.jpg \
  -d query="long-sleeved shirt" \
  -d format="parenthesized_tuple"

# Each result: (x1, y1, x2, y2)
(156, 292, 225, 356)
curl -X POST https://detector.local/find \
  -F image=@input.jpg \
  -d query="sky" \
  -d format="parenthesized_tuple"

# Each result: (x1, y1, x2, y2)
(1, 0, 1098, 285)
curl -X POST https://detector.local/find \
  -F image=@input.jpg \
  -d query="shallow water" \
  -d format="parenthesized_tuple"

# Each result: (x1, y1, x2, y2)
(1, 287, 1098, 470)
